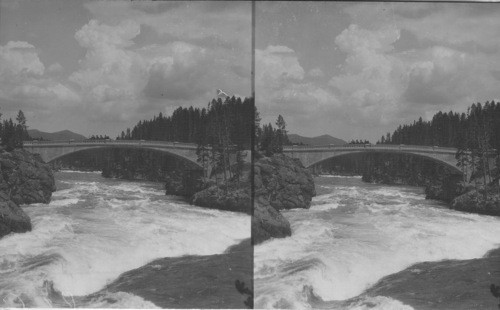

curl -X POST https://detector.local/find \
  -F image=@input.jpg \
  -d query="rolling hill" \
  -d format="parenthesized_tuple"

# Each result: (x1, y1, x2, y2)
(288, 134, 346, 146)
(28, 129, 87, 141)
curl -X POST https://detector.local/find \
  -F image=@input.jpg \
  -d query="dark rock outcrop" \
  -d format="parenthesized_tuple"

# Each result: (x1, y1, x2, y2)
(191, 185, 251, 214)
(424, 174, 463, 203)
(252, 154, 315, 245)
(254, 154, 316, 211)
(165, 170, 205, 198)
(188, 162, 252, 214)
(252, 199, 291, 245)
(0, 149, 55, 204)
(0, 149, 55, 238)
(451, 188, 500, 216)
(0, 195, 32, 237)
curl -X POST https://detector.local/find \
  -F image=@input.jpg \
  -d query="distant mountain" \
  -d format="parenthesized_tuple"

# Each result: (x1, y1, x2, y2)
(28, 129, 87, 141)
(288, 134, 346, 146)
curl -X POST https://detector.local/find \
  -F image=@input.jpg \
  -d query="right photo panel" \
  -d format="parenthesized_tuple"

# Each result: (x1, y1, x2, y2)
(253, 2, 500, 309)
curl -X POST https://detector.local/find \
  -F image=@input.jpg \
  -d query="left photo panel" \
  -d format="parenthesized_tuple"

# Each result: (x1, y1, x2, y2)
(0, 1, 253, 308)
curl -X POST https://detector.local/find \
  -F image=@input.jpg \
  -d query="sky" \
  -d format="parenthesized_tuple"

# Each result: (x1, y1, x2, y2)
(0, 0, 251, 138)
(256, 2, 500, 143)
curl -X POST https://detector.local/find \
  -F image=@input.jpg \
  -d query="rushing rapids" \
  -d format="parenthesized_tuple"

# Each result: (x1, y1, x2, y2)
(255, 176, 500, 309)
(0, 171, 250, 308)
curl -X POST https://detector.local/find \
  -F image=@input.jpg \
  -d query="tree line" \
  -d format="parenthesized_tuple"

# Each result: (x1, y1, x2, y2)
(88, 135, 110, 140)
(117, 96, 254, 184)
(254, 112, 291, 156)
(0, 110, 30, 151)
(378, 100, 500, 184)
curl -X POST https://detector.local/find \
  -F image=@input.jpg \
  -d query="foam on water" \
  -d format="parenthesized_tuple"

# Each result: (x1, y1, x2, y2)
(319, 175, 363, 179)
(255, 177, 500, 308)
(59, 169, 101, 174)
(0, 172, 250, 307)
(346, 296, 414, 310)
(82, 291, 161, 308)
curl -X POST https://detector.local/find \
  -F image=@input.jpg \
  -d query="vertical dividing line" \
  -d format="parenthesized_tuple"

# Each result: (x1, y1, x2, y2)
(250, 0, 256, 302)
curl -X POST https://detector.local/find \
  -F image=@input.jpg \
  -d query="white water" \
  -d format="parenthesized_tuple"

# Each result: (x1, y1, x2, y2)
(0, 171, 250, 307)
(254, 177, 500, 309)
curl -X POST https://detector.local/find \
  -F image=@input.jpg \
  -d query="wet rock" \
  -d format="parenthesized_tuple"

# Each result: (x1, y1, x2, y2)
(0, 198, 31, 237)
(252, 154, 315, 244)
(0, 149, 55, 204)
(424, 174, 463, 203)
(451, 188, 500, 216)
(252, 199, 291, 245)
(0, 148, 55, 239)
(255, 154, 315, 211)
(165, 170, 204, 198)
(191, 185, 251, 214)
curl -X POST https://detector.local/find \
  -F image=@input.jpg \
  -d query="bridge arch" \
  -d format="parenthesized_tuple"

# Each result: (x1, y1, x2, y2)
(309, 150, 462, 175)
(49, 145, 203, 169)
(283, 144, 463, 176)
(24, 140, 203, 169)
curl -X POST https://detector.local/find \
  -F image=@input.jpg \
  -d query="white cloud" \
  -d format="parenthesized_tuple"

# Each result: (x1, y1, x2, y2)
(75, 19, 140, 49)
(67, 17, 248, 120)
(47, 62, 64, 74)
(0, 41, 80, 110)
(256, 45, 305, 88)
(307, 68, 325, 78)
(256, 45, 340, 130)
(329, 24, 406, 121)
(0, 41, 45, 76)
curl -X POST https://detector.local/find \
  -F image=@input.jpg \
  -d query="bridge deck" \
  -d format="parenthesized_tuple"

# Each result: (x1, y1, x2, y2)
(283, 144, 457, 154)
(23, 140, 198, 149)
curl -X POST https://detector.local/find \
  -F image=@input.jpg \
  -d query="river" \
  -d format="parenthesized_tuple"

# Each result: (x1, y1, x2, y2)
(0, 171, 250, 308)
(255, 176, 500, 309)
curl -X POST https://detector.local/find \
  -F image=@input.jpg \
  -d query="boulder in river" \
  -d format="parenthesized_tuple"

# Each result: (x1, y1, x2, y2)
(252, 154, 315, 245)
(451, 187, 500, 216)
(191, 185, 251, 214)
(255, 154, 316, 211)
(0, 148, 55, 239)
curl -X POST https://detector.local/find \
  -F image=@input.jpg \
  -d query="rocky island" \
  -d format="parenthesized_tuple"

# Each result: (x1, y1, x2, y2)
(0, 148, 55, 239)
(252, 154, 315, 245)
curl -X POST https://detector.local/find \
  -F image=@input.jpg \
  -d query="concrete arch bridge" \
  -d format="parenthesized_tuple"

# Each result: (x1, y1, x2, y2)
(23, 140, 203, 169)
(283, 144, 462, 175)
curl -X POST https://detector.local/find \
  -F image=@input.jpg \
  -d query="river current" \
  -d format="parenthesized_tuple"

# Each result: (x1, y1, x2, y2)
(0, 171, 250, 308)
(255, 176, 500, 309)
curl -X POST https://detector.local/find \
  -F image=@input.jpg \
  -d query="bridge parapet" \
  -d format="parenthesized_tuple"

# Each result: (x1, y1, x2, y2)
(283, 144, 457, 153)
(23, 139, 200, 165)
(282, 144, 462, 175)
(23, 140, 198, 149)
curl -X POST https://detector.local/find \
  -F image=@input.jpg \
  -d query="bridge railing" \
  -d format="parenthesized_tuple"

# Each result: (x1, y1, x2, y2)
(23, 139, 198, 149)
(283, 144, 458, 153)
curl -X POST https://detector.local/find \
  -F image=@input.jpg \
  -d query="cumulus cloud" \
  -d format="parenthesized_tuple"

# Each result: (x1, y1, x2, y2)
(142, 42, 210, 100)
(0, 41, 80, 111)
(69, 19, 145, 109)
(307, 68, 325, 78)
(84, 1, 251, 51)
(256, 45, 340, 128)
(0, 41, 45, 76)
(47, 63, 64, 74)
(75, 19, 140, 49)
(67, 16, 249, 120)
(403, 46, 467, 106)
(329, 24, 405, 122)
(256, 2, 500, 141)
(256, 45, 305, 88)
